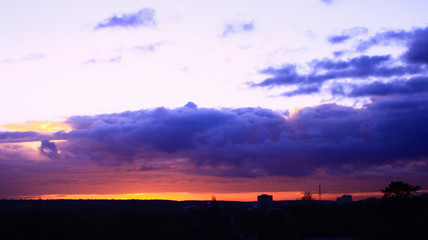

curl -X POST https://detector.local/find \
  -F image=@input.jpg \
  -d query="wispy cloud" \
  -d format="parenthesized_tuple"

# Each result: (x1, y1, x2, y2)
(320, 0, 334, 5)
(356, 29, 413, 52)
(94, 8, 155, 30)
(21, 53, 45, 61)
(83, 56, 121, 64)
(2, 52, 45, 63)
(132, 41, 167, 53)
(222, 20, 254, 37)
(327, 27, 368, 44)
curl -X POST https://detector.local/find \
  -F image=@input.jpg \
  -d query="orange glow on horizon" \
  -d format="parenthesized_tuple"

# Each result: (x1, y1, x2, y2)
(28, 192, 301, 201)
(18, 191, 392, 202)
(1, 120, 72, 133)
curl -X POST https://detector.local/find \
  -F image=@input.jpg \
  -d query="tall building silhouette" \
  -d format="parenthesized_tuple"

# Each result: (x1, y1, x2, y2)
(257, 194, 273, 209)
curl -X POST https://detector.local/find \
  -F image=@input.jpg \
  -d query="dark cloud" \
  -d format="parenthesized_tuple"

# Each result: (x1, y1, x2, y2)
(404, 27, 428, 64)
(40, 140, 58, 159)
(222, 20, 254, 37)
(2, 98, 428, 180)
(347, 77, 428, 97)
(0, 131, 48, 143)
(254, 55, 423, 95)
(94, 8, 155, 30)
(3, 99, 417, 178)
(255, 26, 428, 97)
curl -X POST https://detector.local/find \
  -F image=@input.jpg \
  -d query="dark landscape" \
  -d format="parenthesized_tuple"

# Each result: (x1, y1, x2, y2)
(1, 195, 428, 240)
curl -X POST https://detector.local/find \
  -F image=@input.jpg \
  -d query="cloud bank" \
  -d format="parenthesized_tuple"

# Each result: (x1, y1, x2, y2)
(2, 99, 427, 180)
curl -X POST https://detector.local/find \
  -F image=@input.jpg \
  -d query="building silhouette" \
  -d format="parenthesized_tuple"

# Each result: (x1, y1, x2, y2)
(257, 194, 273, 209)
(337, 194, 352, 204)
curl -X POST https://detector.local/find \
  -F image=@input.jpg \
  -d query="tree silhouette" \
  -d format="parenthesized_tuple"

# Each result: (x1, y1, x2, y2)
(210, 195, 219, 210)
(381, 181, 421, 200)
(301, 192, 314, 201)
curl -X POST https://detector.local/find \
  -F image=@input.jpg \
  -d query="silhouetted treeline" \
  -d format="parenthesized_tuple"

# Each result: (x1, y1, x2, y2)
(1, 197, 427, 240)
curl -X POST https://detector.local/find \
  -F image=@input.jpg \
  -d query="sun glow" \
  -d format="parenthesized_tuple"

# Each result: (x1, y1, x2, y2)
(1, 120, 72, 133)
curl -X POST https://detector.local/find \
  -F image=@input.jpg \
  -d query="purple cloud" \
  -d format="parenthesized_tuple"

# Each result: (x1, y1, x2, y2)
(94, 8, 155, 30)
(254, 26, 428, 97)
(2, 99, 415, 178)
(346, 77, 428, 97)
(0, 131, 49, 143)
(254, 55, 424, 96)
(40, 139, 58, 159)
(1, 98, 428, 182)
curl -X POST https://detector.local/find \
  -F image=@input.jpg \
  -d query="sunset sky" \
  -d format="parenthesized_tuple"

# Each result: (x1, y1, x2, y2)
(1, 0, 428, 201)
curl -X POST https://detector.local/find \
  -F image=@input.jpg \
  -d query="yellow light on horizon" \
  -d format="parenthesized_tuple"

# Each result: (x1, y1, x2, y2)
(1, 120, 72, 133)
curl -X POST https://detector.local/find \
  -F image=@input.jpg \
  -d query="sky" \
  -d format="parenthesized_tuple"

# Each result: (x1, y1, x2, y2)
(1, 0, 428, 201)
